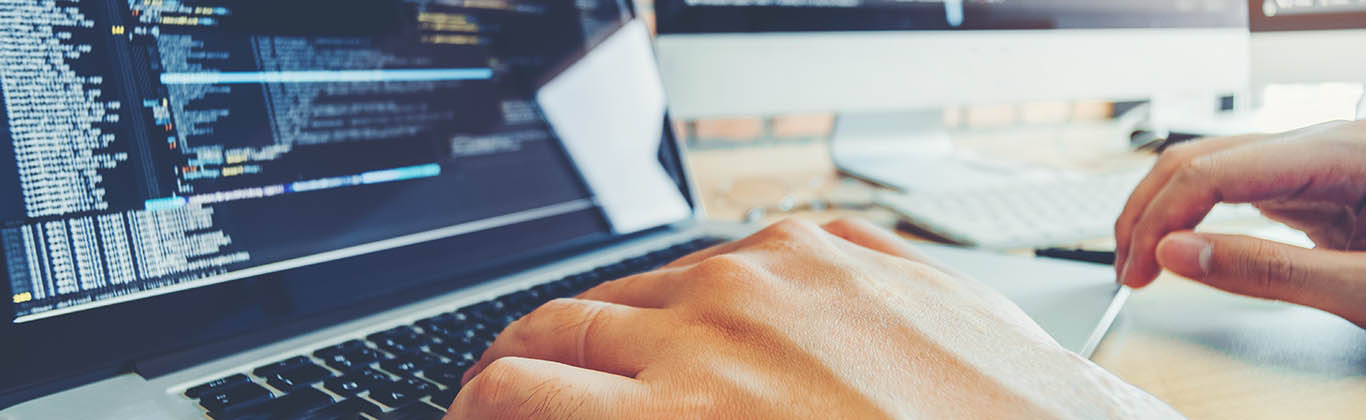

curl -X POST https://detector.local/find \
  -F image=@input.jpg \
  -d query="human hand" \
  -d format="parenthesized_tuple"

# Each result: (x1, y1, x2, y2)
(1115, 120, 1366, 327)
(445, 219, 1179, 419)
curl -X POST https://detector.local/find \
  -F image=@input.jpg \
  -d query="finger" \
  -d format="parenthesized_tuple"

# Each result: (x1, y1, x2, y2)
(1118, 120, 1361, 275)
(447, 356, 647, 420)
(662, 218, 825, 269)
(1120, 134, 1366, 288)
(602, 219, 835, 306)
(820, 218, 968, 279)
(576, 268, 681, 308)
(1156, 232, 1366, 327)
(461, 298, 661, 385)
(1114, 134, 1262, 277)
(1254, 201, 1359, 249)
(820, 218, 927, 260)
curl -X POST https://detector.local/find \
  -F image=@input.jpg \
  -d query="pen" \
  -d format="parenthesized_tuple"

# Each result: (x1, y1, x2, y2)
(1033, 248, 1115, 265)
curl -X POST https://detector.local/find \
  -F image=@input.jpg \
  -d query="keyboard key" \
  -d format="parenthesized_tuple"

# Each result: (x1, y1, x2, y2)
(209, 387, 333, 420)
(402, 376, 437, 392)
(313, 340, 366, 358)
(374, 403, 446, 420)
(429, 389, 458, 410)
(186, 374, 251, 399)
(415, 314, 460, 336)
(323, 376, 366, 396)
(368, 381, 427, 408)
(428, 339, 485, 363)
(422, 361, 470, 388)
(252, 356, 311, 377)
(379, 356, 431, 376)
(295, 398, 382, 420)
(533, 281, 569, 299)
(263, 363, 333, 391)
(369, 328, 434, 355)
(319, 346, 384, 371)
(324, 367, 388, 396)
(464, 301, 510, 325)
(407, 351, 444, 366)
(199, 382, 273, 412)
(188, 240, 727, 417)
(351, 367, 392, 385)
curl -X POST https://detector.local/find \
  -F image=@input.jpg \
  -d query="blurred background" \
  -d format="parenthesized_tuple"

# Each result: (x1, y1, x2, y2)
(634, 2, 1366, 418)
(634, 0, 1366, 241)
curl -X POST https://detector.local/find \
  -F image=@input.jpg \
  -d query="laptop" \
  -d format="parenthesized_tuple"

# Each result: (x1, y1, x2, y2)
(0, 1, 1126, 419)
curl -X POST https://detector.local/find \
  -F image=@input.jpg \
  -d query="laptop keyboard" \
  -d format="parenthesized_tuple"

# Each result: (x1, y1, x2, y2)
(182, 237, 722, 420)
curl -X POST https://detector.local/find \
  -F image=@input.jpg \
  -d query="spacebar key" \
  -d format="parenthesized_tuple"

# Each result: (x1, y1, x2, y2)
(211, 388, 333, 419)
(375, 403, 446, 420)
(295, 398, 383, 420)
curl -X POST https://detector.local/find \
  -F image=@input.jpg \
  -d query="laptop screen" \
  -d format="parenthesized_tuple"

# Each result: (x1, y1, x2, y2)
(0, 0, 691, 398)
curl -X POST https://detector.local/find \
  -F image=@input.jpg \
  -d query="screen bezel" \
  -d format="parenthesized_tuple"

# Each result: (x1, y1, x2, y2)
(0, 13, 702, 408)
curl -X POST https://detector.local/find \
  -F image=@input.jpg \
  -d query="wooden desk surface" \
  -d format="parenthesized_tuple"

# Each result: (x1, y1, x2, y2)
(683, 138, 1366, 420)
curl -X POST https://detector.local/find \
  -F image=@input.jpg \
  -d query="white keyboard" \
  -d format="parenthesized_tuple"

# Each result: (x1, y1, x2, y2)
(877, 171, 1257, 250)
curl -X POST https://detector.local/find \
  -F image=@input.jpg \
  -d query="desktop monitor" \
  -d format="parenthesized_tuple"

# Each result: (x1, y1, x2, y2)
(653, 0, 1252, 192)
(654, 0, 1252, 119)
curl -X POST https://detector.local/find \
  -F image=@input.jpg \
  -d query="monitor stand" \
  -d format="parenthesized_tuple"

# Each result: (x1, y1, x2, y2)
(830, 111, 1041, 193)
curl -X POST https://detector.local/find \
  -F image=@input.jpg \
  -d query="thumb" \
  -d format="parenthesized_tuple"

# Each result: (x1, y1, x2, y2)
(1156, 231, 1366, 327)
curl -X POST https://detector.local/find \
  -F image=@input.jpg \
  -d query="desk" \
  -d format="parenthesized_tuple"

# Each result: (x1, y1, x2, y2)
(683, 137, 1366, 420)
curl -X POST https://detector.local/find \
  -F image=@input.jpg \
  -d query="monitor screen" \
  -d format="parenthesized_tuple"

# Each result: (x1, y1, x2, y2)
(657, 0, 1249, 34)
(0, 0, 666, 324)
(1250, 0, 1366, 31)
(1, 0, 690, 398)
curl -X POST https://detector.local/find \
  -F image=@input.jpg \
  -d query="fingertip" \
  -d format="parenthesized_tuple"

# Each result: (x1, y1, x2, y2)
(1114, 252, 1127, 281)
(461, 356, 496, 386)
(1118, 258, 1135, 287)
(1115, 247, 1132, 285)
(1118, 250, 1161, 289)
(1124, 275, 1158, 289)
(460, 363, 479, 386)
(1155, 232, 1212, 280)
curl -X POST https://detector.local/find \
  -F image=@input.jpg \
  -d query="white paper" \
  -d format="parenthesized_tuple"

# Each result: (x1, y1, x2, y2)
(536, 21, 692, 234)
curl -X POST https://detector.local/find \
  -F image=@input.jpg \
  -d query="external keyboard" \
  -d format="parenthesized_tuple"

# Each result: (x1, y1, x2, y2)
(182, 237, 723, 420)
(878, 171, 1258, 250)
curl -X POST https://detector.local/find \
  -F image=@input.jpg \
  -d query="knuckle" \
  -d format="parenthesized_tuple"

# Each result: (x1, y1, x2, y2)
(1173, 157, 1213, 182)
(578, 303, 610, 347)
(463, 358, 570, 419)
(1158, 142, 1200, 166)
(538, 297, 579, 314)
(825, 217, 859, 231)
(465, 358, 527, 410)
(691, 254, 758, 278)
(688, 254, 768, 291)
(759, 218, 821, 242)
(539, 298, 592, 330)
(1244, 243, 1301, 293)
(510, 298, 575, 339)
